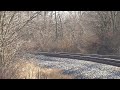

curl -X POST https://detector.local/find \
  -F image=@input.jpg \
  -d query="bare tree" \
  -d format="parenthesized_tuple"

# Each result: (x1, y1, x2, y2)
(0, 11, 41, 65)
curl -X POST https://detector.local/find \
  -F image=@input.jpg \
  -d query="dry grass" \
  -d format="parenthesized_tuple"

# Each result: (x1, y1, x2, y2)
(0, 58, 73, 79)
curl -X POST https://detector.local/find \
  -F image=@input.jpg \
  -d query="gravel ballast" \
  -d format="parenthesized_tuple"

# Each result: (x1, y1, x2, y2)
(23, 53, 120, 79)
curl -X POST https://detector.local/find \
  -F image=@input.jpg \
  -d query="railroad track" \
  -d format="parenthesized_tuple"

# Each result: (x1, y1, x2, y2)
(34, 52, 120, 67)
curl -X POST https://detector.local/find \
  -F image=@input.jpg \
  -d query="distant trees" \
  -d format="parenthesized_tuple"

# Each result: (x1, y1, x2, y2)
(25, 11, 120, 55)
(22, 11, 120, 55)
(94, 11, 120, 54)
(72, 11, 120, 54)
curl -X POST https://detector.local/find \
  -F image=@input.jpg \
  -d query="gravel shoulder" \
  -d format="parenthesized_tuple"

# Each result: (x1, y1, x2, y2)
(23, 53, 120, 79)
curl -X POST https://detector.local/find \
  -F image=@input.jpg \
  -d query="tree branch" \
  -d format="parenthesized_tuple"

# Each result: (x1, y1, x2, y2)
(5, 11, 42, 42)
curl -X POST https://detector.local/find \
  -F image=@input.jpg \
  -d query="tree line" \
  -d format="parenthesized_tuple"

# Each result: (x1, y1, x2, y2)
(0, 11, 120, 66)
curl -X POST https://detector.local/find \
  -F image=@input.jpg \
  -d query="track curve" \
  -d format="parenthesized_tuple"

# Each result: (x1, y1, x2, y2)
(34, 52, 120, 67)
